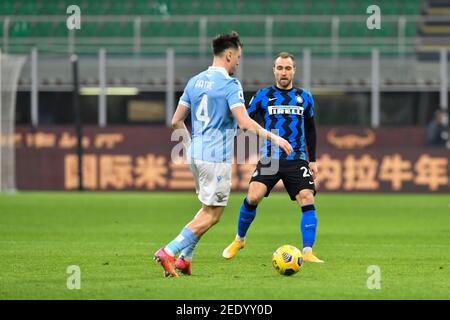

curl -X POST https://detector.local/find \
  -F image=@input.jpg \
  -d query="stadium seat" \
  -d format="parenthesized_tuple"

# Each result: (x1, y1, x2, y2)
(340, 21, 375, 37)
(170, 0, 191, 15)
(100, 22, 128, 37)
(287, 1, 311, 15)
(405, 23, 418, 36)
(266, 2, 288, 15)
(54, 22, 69, 37)
(190, 1, 217, 15)
(0, 1, 16, 15)
(76, 22, 99, 37)
(10, 21, 32, 38)
(39, 1, 63, 15)
(18, 0, 38, 15)
(401, 3, 420, 15)
(273, 21, 326, 38)
(335, 0, 356, 15)
(380, 3, 398, 15)
(272, 21, 286, 38)
(33, 22, 53, 37)
(165, 22, 198, 37)
(141, 22, 164, 38)
(107, 0, 123, 15)
(380, 22, 398, 37)
(85, 1, 106, 15)
(243, 0, 264, 15)
(221, 0, 240, 15)
(310, 1, 333, 15)
(308, 22, 331, 37)
(207, 21, 233, 37)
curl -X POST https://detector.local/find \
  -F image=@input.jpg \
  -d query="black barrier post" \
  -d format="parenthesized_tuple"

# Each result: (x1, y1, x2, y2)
(71, 54, 83, 191)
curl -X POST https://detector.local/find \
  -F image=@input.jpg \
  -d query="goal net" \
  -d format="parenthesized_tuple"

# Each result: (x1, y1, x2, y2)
(0, 50, 26, 192)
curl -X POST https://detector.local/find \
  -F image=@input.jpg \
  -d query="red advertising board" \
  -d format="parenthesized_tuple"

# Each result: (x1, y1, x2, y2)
(14, 126, 449, 193)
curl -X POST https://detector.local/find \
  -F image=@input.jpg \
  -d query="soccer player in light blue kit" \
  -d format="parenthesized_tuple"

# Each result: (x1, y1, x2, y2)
(154, 32, 293, 277)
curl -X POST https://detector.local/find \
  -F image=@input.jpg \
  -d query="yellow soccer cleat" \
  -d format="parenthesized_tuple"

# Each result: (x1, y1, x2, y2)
(302, 250, 324, 263)
(222, 239, 245, 259)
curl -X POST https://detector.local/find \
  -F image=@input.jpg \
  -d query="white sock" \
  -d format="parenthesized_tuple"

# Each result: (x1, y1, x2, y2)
(302, 247, 312, 255)
(235, 235, 245, 242)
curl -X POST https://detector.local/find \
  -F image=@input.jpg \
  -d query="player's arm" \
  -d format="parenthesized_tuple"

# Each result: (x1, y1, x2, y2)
(304, 111, 318, 179)
(231, 105, 293, 156)
(171, 103, 191, 147)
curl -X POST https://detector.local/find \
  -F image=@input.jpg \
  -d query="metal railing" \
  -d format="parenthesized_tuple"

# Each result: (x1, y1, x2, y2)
(20, 46, 449, 128)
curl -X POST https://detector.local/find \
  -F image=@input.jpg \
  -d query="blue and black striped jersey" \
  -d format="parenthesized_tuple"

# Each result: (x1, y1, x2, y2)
(247, 85, 316, 161)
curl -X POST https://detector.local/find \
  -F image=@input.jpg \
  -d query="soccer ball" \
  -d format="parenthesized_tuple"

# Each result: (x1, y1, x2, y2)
(272, 245, 303, 276)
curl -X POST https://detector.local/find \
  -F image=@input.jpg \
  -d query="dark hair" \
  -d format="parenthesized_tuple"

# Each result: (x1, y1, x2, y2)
(274, 52, 296, 67)
(212, 31, 242, 56)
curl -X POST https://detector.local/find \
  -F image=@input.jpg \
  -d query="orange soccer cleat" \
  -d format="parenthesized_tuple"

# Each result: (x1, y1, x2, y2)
(154, 248, 179, 277)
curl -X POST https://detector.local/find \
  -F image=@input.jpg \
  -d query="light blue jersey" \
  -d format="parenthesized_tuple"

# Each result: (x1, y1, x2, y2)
(179, 66, 245, 163)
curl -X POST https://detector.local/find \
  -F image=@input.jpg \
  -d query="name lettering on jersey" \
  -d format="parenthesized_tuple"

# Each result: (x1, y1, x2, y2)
(268, 105, 304, 115)
(194, 80, 214, 90)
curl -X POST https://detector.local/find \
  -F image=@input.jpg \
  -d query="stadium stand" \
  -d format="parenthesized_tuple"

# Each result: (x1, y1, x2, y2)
(0, 0, 422, 56)
(0, 0, 421, 16)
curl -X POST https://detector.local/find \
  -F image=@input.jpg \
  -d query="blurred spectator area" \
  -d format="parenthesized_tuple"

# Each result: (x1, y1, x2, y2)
(2, 0, 450, 126)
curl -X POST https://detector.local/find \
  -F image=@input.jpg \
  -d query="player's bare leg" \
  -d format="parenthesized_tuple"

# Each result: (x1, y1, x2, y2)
(295, 189, 324, 263)
(186, 204, 225, 236)
(223, 182, 267, 259)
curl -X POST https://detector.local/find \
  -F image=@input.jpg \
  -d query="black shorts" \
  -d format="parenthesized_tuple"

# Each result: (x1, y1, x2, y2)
(249, 158, 316, 201)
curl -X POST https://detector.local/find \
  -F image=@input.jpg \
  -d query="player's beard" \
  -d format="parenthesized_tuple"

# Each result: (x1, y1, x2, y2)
(277, 77, 292, 89)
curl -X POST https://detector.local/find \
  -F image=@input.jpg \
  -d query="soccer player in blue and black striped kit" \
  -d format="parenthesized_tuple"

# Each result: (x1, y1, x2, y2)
(223, 52, 324, 263)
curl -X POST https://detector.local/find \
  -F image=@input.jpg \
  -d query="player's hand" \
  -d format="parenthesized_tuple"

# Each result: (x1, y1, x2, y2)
(273, 136, 293, 156)
(309, 162, 318, 180)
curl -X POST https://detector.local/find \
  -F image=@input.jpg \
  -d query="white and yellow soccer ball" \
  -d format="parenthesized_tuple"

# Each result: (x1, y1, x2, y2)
(272, 245, 303, 276)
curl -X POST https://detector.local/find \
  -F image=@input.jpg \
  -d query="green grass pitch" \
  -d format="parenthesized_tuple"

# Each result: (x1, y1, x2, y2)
(0, 192, 449, 299)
